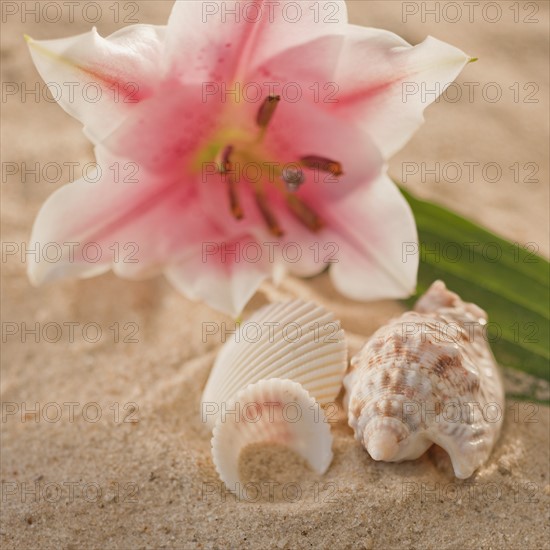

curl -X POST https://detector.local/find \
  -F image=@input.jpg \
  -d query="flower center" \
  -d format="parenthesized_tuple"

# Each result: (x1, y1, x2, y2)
(198, 95, 343, 237)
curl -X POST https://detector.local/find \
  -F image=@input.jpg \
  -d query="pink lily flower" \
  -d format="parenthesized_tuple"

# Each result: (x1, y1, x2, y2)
(26, 1, 470, 316)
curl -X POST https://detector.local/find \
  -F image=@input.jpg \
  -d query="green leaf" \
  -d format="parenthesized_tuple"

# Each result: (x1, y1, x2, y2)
(400, 187, 549, 384)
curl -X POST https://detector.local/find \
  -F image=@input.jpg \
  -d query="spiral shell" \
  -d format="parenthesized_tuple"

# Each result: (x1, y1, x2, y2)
(344, 281, 504, 478)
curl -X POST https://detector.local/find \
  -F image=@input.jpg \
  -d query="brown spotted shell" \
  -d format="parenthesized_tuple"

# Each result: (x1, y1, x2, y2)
(343, 281, 505, 478)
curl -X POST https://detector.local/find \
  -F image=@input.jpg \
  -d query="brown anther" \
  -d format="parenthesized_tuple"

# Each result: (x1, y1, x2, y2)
(286, 195, 324, 232)
(256, 95, 281, 129)
(300, 155, 344, 177)
(254, 191, 284, 237)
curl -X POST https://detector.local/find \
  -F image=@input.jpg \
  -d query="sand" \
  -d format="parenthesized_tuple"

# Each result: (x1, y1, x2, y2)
(1, 1, 549, 548)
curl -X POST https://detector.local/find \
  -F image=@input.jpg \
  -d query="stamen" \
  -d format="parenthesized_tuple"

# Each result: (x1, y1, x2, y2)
(218, 145, 243, 219)
(218, 144, 234, 173)
(254, 191, 284, 237)
(227, 173, 244, 220)
(256, 95, 281, 130)
(282, 166, 306, 192)
(286, 195, 324, 232)
(300, 155, 344, 177)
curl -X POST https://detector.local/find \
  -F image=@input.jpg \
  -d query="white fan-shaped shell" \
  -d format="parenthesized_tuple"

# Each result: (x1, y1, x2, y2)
(211, 378, 333, 494)
(202, 300, 347, 428)
(344, 281, 505, 479)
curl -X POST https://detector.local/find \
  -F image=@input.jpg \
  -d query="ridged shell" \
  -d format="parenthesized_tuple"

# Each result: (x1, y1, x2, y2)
(344, 281, 504, 479)
(202, 300, 347, 428)
(211, 378, 333, 494)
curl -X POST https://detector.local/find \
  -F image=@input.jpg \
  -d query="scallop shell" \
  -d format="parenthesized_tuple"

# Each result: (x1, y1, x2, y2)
(201, 300, 347, 428)
(344, 280, 505, 479)
(211, 378, 333, 494)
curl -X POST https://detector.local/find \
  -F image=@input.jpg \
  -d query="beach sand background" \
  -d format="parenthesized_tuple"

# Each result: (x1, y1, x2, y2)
(1, 1, 549, 548)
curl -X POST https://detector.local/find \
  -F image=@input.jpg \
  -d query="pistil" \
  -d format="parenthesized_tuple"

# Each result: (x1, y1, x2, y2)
(282, 166, 306, 191)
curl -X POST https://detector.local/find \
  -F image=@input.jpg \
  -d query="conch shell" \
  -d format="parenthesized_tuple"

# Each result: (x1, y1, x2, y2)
(344, 281, 504, 478)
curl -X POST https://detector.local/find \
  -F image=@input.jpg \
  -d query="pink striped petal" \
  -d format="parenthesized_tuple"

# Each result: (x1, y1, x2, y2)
(242, 26, 469, 159)
(100, 84, 219, 176)
(330, 27, 470, 158)
(163, 0, 348, 83)
(165, 236, 273, 317)
(26, 25, 165, 143)
(27, 156, 217, 286)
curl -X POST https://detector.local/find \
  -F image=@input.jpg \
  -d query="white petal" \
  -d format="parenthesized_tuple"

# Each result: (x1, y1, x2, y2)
(164, 242, 273, 317)
(328, 172, 419, 300)
(333, 27, 470, 158)
(27, 175, 112, 286)
(26, 25, 165, 143)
